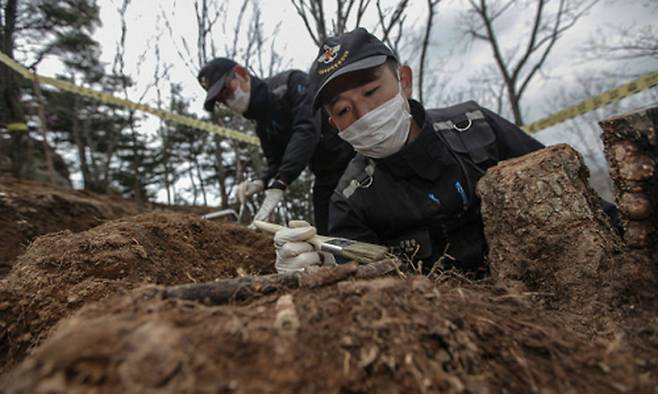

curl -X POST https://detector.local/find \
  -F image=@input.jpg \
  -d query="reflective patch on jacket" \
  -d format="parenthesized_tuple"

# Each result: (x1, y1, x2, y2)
(342, 159, 375, 199)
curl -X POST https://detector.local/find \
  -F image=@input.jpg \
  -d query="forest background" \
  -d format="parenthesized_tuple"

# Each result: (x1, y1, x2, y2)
(1, 0, 656, 222)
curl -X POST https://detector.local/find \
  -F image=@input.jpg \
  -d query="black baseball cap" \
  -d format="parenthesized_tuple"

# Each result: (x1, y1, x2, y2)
(198, 57, 238, 111)
(309, 27, 397, 110)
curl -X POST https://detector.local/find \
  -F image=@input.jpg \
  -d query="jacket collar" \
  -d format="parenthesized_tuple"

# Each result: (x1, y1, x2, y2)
(242, 76, 273, 121)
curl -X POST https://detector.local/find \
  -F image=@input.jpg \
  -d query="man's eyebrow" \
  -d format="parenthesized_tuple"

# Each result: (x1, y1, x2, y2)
(328, 94, 342, 108)
(325, 67, 383, 109)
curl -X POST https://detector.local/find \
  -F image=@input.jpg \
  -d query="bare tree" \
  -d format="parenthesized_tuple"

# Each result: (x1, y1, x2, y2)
(581, 24, 657, 78)
(290, 0, 329, 46)
(152, 23, 176, 204)
(465, 0, 598, 125)
(373, 0, 409, 57)
(290, 0, 409, 51)
(113, 0, 146, 202)
(1, 0, 30, 179)
(29, 68, 56, 184)
(418, 0, 441, 104)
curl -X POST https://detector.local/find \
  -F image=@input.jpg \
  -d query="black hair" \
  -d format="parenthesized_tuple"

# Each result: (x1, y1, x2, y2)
(384, 58, 400, 79)
(362, 58, 399, 80)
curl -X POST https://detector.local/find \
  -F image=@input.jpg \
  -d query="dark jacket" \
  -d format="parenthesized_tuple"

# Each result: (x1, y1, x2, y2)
(245, 70, 353, 187)
(328, 100, 544, 270)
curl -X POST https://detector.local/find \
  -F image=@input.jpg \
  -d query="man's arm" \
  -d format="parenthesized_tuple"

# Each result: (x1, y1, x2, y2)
(328, 191, 380, 243)
(256, 122, 281, 186)
(273, 71, 321, 186)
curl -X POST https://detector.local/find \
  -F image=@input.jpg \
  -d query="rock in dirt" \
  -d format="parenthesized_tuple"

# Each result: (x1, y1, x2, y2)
(0, 212, 275, 373)
(0, 275, 644, 394)
(477, 144, 652, 311)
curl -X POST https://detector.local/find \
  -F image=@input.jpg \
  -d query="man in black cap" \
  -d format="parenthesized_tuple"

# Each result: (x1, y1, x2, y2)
(272, 28, 623, 274)
(273, 27, 622, 274)
(198, 58, 354, 230)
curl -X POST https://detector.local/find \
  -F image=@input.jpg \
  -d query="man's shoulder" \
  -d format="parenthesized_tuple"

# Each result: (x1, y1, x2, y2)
(266, 69, 307, 84)
(266, 70, 308, 101)
(425, 100, 482, 122)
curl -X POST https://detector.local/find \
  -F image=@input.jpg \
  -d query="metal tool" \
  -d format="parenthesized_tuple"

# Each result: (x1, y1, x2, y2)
(201, 209, 238, 221)
(253, 220, 389, 264)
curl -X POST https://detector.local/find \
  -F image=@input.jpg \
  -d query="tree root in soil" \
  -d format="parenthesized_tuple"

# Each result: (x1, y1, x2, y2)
(161, 259, 399, 305)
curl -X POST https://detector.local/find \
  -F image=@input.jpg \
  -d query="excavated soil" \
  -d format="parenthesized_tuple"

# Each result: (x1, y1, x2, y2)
(0, 173, 657, 393)
(0, 177, 144, 276)
(0, 177, 216, 276)
(0, 275, 649, 394)
(0, 212, 275, 373)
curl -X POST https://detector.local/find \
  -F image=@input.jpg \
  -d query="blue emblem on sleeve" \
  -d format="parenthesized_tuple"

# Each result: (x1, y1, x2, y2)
(428, 192, 440, 205)
(455, 181, 469, 207)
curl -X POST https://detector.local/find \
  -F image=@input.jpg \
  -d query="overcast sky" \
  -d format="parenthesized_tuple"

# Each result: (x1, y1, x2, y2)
(36, 0, 658, 199)
(77, 0, 656, 124)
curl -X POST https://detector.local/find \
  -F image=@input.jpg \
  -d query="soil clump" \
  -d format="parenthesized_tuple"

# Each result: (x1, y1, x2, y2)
(1, 274, 646, 394)
(0, 212, 275, 373)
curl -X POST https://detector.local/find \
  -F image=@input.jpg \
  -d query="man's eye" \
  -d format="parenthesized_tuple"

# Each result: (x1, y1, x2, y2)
(365, 87, 378, 96)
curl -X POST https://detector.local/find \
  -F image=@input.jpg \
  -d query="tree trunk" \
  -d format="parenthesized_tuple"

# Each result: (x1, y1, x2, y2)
(102, 107, 130, 193)
(188, 165, 198, 205)
(418, 0, 439, 105)
(30, 73, 55, 184)
(213, 135, 228, 208)
(82, 106, 101, 191)
(505, 82, 523, 126)
(162, 155, 172, 205)
(128, 115, 142, 204)
(477, 144, 652, 313)
(71, 95, 92, 189)
(2, 0, 30, 180)
(600, 106, 658, 265)
(233, 139, 244, 197)
(193, 156, 207, 206)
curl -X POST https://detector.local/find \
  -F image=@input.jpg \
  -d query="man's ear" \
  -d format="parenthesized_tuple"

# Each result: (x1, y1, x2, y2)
(399, 64, 413, 99)
(328, 115, 337, 130)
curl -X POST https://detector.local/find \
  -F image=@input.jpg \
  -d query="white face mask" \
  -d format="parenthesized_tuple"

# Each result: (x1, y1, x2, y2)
(337, 87, 412, 158)
(225, 75, 251, 114)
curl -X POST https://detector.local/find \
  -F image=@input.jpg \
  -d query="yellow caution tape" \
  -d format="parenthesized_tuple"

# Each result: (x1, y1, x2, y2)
(6, 122, 28, 131)
(523, 70, 658, 133)
(0, 51, 260, 145)
(1, 50, 655, 137)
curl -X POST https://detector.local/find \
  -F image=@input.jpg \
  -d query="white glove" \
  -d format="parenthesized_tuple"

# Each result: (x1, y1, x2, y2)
(274, 220, 336, 273)
(237, 179, 264, 204)
(252, 188, 284, 223)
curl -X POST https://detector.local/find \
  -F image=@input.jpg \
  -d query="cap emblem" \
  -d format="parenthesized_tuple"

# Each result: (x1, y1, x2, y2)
(318, 44, 341, 64)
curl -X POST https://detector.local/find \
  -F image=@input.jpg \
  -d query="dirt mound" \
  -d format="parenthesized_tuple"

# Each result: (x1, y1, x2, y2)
(0, 212, 275, 373)
(0, 177, 145, 275)
(1, 274, 644, 394)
